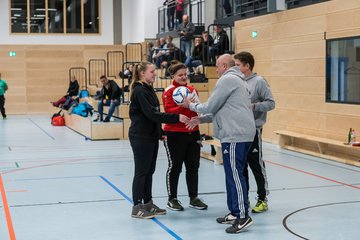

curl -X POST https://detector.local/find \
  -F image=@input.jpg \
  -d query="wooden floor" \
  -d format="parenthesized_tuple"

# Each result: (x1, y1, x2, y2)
(1, 115, 360, 240)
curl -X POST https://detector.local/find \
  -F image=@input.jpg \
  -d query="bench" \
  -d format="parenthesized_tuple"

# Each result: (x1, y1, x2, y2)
(274, 130, 360, 166)
(200, 138, 223, 165)
(52, 107, 124, 140)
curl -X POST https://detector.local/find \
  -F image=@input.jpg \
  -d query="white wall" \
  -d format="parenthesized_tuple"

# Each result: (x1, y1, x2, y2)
(122, 0, 163, 43)
(0, 0, 114, 45)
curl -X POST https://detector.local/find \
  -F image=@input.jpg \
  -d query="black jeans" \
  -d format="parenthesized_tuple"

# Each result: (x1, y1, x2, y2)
(164, 131, 201, 200)
(0, 95, 6, 118)
(130, 137, 159, 205)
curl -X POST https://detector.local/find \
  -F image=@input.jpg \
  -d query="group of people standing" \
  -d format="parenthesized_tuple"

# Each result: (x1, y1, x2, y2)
(128, 51, 275, 234)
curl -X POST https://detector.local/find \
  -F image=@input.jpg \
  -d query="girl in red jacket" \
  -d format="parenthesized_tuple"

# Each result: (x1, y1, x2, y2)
(162, 61, 207, 211)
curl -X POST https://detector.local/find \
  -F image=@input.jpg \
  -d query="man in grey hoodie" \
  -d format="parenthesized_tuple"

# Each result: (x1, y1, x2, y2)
(182, 54, 256, 234)
(234, 51, 275, 213)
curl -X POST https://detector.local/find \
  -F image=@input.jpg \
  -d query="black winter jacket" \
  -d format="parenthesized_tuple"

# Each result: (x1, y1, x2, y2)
(100, 80, 122, 100)
(129, 82, 179, 141)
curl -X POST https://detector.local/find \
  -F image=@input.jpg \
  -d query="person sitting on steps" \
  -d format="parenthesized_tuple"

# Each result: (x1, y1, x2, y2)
(94, 75, 122, 122)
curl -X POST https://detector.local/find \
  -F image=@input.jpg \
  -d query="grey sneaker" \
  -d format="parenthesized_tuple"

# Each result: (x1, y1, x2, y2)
(131, 204, 155, 219)
(189, 197, 208, 210)
(225, 217, 253, 234)
(144, 200, 167, 215)
(167, 198, 184, 211)
(216, 213, 237, 224)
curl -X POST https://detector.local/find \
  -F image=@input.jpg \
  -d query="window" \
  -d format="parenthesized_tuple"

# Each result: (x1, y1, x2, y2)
(10, 0, 100, 34)
(66, 0, 81, 33)
(29, 0, 46, 33)
(48, 0, 64, 33)
(83, 0, 99, 33)
(11, 0, 27, 33)
(326, 36, 360, 104)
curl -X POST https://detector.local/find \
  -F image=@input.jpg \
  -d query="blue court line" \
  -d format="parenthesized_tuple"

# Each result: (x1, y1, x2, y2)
(28, 118, 55, 140)
(99, 176, 183, 240)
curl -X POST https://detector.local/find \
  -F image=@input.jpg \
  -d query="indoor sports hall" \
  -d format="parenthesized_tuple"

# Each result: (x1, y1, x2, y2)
(1, 1, 360, 240)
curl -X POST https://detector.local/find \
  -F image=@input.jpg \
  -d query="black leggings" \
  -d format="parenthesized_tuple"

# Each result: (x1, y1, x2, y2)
(0, 95, 6, 118)
(130, 137, 159, 205)
(164, 131, 201, 200)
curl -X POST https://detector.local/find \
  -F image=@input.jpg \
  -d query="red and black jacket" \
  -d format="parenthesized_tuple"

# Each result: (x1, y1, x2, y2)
(162, 80, 199, 133)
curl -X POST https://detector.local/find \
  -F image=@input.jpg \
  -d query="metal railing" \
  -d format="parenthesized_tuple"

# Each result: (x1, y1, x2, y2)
(126, 43, 143, 63)
(88, 59, 106, 86)
(107, 51, 125, 79)
(158, 0, 205, 33)
(69, 67, 87, 89)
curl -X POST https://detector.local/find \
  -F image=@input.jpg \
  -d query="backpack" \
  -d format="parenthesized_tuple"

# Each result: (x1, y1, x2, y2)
(71, 102, 93, 117)
(79, 90, 89, 98)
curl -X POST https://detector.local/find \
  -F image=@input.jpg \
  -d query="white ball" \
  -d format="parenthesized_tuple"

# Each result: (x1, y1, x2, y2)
(172, 86, 190, 104)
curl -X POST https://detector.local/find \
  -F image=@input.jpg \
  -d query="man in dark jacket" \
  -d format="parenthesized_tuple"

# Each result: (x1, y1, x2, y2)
(210, 25, 230, 64)
(94, 75, 122, 122)
(178, 14, 195, 58)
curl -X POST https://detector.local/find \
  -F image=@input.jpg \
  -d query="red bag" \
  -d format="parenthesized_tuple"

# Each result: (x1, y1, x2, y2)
(51, 115, 65, 126)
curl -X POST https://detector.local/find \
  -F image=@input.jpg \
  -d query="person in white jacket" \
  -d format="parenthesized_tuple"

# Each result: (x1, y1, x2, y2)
(182, 54, 256, 234)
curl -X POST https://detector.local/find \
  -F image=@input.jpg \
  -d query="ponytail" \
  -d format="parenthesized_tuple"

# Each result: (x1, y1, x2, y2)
(129, 61, 153, 96)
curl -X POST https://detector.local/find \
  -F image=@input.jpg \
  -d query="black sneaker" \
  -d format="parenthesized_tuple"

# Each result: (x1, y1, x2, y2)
(189, 197, 208, 210)
(131, 204, 155, 219)
(144, 200, 167, 215)
(93, 116, 103, 122)
(216, 213, 237, 224)
(225, 217, 253, 234)
(167, 198, 184, 211)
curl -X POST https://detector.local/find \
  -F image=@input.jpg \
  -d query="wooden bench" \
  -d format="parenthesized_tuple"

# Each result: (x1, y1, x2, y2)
(200, 138, 223, 165)
(52, 107, 124, 140)
(274, 130, 360, 166)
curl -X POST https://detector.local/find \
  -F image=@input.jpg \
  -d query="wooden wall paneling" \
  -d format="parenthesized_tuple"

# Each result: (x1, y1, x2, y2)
(270, 76, 325, 95)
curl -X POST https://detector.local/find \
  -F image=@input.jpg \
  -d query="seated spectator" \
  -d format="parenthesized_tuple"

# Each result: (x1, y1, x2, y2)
(93, 75, 122, 123)
(119, 63, 134, 92)
(184, 37, 207, 74)
(154, 38, 168, 68)
(52, 75, 79, 108)
(209, 25, 229, 64)
(151, 38, 161, 64)
(160, 43, 186, 76)
(146, 42, 154, 62)
(202, 31, 214, 64)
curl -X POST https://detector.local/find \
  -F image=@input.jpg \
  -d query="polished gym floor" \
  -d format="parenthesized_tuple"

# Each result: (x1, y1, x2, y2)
(1, 115, 359, 240)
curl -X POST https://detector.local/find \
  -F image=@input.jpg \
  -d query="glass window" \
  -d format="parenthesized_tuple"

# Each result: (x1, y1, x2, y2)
(11, 0, 28, 33)
(48, 0, 64, 33)
(326, 36, 360, 104)
(29, 0, 46, 33)
(10, 0, 99, 34)
(66, 0, 81, 33)
(84, 0, 99, 33)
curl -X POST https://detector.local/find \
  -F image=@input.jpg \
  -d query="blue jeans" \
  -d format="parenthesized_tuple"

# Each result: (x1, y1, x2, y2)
(180, 39, 192, 59)
(98, 99, 120, 121)
(184, 56, 202, 72)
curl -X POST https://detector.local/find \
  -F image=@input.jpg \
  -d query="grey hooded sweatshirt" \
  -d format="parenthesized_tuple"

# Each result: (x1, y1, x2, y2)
(190, 67, 255, 143)
(244, 73, 275, 128)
